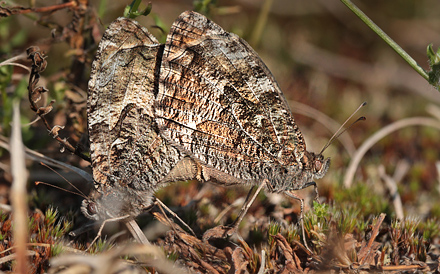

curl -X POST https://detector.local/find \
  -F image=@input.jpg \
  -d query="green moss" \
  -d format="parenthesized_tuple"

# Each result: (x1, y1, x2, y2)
(333, 183, 392, 217)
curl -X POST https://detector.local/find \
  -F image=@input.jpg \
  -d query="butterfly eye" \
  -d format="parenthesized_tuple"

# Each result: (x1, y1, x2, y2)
(315, 160, 322, 171)
(87, 202, 97, 215)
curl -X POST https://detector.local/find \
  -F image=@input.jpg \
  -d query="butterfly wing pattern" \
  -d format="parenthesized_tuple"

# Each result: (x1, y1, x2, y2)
(156, 11, 330, 192)
(84, 18, 187, 220)
(84, 11, 330, 222)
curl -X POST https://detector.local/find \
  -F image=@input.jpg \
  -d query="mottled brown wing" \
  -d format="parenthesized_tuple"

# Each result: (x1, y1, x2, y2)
(155, 11, 306, 181)
(88, 17, 184, 195)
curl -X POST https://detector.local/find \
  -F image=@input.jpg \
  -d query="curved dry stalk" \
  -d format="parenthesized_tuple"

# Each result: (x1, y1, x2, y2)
(344, 117, 440, 188)
(21, 116, 41, 127)
(289, 100, 356, 156)
(0, 52, 30, 72)
(426, 104, 440, 121)
(214, 196, 245, 223)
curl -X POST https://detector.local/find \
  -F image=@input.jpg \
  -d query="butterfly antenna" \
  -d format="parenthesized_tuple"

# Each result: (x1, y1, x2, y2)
(319, 102, 367, 155)
(38, 162, 88, 199)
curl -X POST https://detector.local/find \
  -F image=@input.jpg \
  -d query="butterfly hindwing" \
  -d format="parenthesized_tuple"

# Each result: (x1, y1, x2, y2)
(88, 18, 184, 195)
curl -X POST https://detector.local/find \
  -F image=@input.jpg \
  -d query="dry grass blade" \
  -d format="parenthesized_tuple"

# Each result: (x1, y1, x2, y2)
(0, 250, 36, 265)
(381, 264, 430, 272)
(0, 203, 12, 212)
(358, 213, 386, 265)
(49, 243, 190, 274)
(257, 250, 266, 274)
(10, 102, 29, 274)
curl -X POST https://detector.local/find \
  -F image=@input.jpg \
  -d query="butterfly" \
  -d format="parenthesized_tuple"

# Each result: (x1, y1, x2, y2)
(83, 11, 330, 238)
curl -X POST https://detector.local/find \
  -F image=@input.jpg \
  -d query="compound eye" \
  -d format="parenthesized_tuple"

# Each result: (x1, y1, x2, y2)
(315, 159, 322, 172)
(87, 202, 97, 215)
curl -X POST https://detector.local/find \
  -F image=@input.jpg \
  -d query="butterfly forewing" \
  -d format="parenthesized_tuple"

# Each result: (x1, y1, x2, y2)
(155, 11, 306, 181)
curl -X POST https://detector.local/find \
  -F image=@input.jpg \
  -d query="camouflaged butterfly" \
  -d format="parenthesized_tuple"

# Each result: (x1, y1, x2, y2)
(82, 11, 330, 228)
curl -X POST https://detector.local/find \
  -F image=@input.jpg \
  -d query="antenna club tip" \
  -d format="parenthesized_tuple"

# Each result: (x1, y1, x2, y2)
(361, 101, 367, 106)
(35, 181, 41, 185)
(359, 116, 366, 121)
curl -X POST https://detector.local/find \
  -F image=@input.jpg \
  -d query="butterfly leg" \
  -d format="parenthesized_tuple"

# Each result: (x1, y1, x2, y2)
(284, 191, 312, 252)
(303, 181, 319, 202)
(230, 180, 266, 230)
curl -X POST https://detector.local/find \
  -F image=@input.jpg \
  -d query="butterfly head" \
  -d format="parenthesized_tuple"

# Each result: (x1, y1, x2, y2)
(270, 149, 330, 192)
(81, 198, 100, 220)
(81, 190, 107, 221)
(305, 151, 330, 180)
(289, 150, 330, 186)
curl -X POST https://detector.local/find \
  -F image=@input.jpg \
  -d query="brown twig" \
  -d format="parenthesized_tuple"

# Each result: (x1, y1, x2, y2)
(26, 46, 90, 163)
(0, 1, 77, 17)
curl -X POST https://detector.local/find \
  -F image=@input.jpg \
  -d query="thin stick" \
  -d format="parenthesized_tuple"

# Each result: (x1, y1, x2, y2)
(154, 198, 196, 236)
(231, 181, 266, 230)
